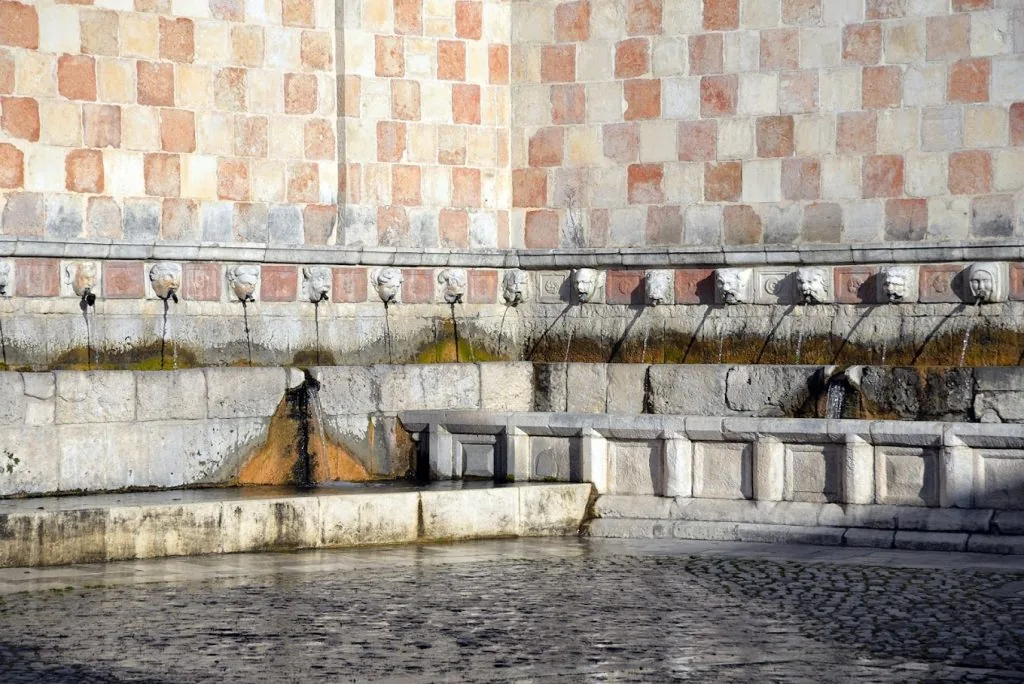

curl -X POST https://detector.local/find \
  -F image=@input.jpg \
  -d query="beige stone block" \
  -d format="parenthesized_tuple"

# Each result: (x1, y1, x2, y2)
(742, 159, 782, 203)
(318, 162, 338, 205)
(249, 69, 282, 114)
(905, 152, 946, 198)
(510, 130, 527, 169)
(171, 0, 211, 18)
(251, 159, 285, 202)
(483, 3, 510, 43)
(652, 38, 687, 78)
(511, 85, 549, 127)
(95, 0, 133, 9)
(176, 65, 212, 110)
(40, 101, 82, 148)
(315, 0, 332, 29)
(972, 10, 1011, 57)
(663, 162, 703, 204)
(800, 28, 841, 69)
(466, 42, 488, 84)
(343, 31, 373, 77)
(586, 82, 624, 123)
(425, 0, 453, 16)
(876, 109, 919, 154)
(405, 38, 435, 80)
(737, 73, 778, 116)
(103, 150, 145, 196)
(725, 31, 760, 74)
(741, 0, 779, 28)
(96, 59, 134, 104)
(588, 167, 627, 209)
(269, 116, 305, 160)
(514, 3, 553, 43)
(512, 45, 542, 83)
(466, 128, 498, 167)
(344, 118, 375, 161)
(567, 125, 603, 166)
(821, 156, 861, 200)
(482, 86, 509, 127)
(884, 20, 924, 64)
(420, 82, 451, 123)
(903, 63, 946, 107)
(363, 163, 390, 205)
(16, 53, 57, 98)
(122, 14, 160, 59)
(197, 112, 233, 156)
(39, 5, 81, 54)
(265, 27, 302, 72)
(406, 123, 437, 163)
(493, 168, 511, 210)
(425, 17, 453, 37)
(794, 114, 835, 156)
(25, 146, 67, 193)
(578, 41, 614, 82)
(180, 154, 218, 199)
(964, 106, 1009, 148)
(481, 169, 502, 210)
(819, 68, 860, 112)
(363, 0, 393, 32)
(317, 73, 336, 117)
(422, 164, 451, 205)
(122, 106, 160, 151)
(718, 118, 755, 159)
(994, 150, 1024, 192)
(927, 197, 969, 240)
(664, 0, 702, 34)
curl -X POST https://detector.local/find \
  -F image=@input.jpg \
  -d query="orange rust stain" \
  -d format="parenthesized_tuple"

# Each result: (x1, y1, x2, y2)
(236, 399, 299, 485)
(311, 439, 370, 482)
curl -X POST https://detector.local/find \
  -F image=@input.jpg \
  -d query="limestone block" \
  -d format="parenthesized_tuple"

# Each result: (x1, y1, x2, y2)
(530, 435, 573, 481)
(670, 520, 741, 541)
(843, 435, 874, 505)
(580, 429, 609, 493)
(518, 484, 591, 536)
(313, 365, 379, 414)
(647, 365, 730, 415)
(663, 434, 693, 497)
(966, 535, 1024, 555)
(895, 507, 993, 533)
(0, 374, 25, 426)
(875, 446, 940, 507)
(976, 449, 1024, 509)
(593, 494, 673, 519)
(136, 370, 207, 422)
(205, 367, 286, 419)
(566, 363, 607, 413)
(0, 427, 59, 496)
(420, 487, 519, 539)
(533, 363, 567, 412)
(587, 518, 667, 538)
(377, 364, 480, 412)
(692, 441, 752, 500)
(784, 443, 843, 503)
(608, 439, 662, 495)
(842, 528, 895, 548)
(105, 502, 223, 561)
(737, 523, 845, 546)
(35, 509, 109, 566)
(321, 491, 419, 546)
(893, 530, 968, 552)
(428, 424, 454, 480)
(480, 362, 533, 412)
(724, 365, 816, 416)
(221, 497, 322, 553)
(606, 364, 646, 415)
(55, 371, 136, 425)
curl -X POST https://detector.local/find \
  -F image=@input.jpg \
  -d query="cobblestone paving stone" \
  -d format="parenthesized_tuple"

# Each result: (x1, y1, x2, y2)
(1, 540, 1024, 683)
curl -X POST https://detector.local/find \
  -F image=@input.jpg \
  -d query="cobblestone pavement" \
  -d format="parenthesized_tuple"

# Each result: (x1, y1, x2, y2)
(2, 539, 1024, 683)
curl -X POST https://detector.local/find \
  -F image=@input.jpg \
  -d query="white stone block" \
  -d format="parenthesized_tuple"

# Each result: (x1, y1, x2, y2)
(821, 156, 861, 199)
(724, 31, 760, 74)
(972, 10, 1011, 57)
(420, 487, 519, 539)
(663, 162, 703, 203)
(905, 152, 947, 198)
(927, 197, 970, 241)
(693, 442, 752, 500)
(794, 114, 835, 155)
(56, 372, 136, 425)
(819, 68, 860, 111)
(609, 440, 662, 495)
(737, 73, 778, 116)
(876, 109, 919, 154)
(321, 491, 419, 546)
(843, 435, 874, 504)
(136, 370, 208, 422)
(800, 28, 841, 69)
(519, 484, 592, 536)
(992, 56, 1024, 102)
(221, 497, 321, 553)
(843, 200, 884, 243)
(662, 77, 700, 120)
(742, 159, 782, 203)
(205, 367, 286, 419)
(480, 363, 533, 412)
(994, 150, 1024, 192)
(903, 63, 946, 107)
(717, 118, 755, 159)
(580, 428, 609, 494)
(38, 6, 81, 54)
(639, 121, 678, 163)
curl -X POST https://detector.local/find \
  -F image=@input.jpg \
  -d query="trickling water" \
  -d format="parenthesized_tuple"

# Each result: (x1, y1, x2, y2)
(825, 381, 847, 419)
(958, 300, 982, 366)
(313, 301, 321, 365)
(497, 306, 510, 355)
(82, 306, 93, 370)
(794, 304, 807, 364)
(307, 383, 328, 480)
(449, 302, 461, 363)
(716, 316, 725, 364)
(241, 300, 253, 367)
(640, 315, 652, 364)
(466, 310, 476, 362)
(0, 316, 6, 369)
(564, 306, 576, 363)
(879, 341, 887, 366)
(160, 298, 170, 369)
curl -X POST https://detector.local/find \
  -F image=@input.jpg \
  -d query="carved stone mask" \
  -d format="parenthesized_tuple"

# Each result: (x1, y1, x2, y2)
(371, 267, 403, 304)
(437, 268, 467, 304)
(0, 261, 9, 296)
(880, 266, 913, 303)
(66, 262, 97, 297)
(574, 268, 604, 303)
(501, 270, 529, 306)
(149, 263, 181, 301)
(796, 267, 829, 304)
(967, 263, 997, 303)
(227, 265, 260, 302)
(645, 270, 673, 306)
(302, 266, 332, 303)
(715, 268, 752, 305)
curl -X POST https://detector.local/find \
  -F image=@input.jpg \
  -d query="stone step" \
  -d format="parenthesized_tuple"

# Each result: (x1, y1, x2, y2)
(0, 483, 593, 568)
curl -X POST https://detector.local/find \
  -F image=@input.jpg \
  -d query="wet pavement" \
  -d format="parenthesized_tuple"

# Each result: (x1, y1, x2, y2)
(1, 538, 1024, 682)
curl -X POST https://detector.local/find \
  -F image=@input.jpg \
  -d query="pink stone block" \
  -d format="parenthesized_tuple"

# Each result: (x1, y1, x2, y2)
(919, 264, 963, 303)
(260, 265, 297, 302)
(103, 261, 145, 299)
(14, 258, 58, 297)
(674, 268, 714, 304)
(833, 266, 878, 304)
(182, 262, 221, 301)
(467, 269, 497, 304)
(333, 267, 367, 303)
(402, 268, 434, 303)
(606, 270, 643, 305)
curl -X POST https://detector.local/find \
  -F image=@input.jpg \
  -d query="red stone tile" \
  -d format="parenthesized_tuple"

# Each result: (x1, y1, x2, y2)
(802, 202, 842, 242)
(14, 258, 58, 297)
(144, 153, 181, 197)
(282, 0, 314, 27)
(182, 262, 221, 301)
(332, 267, 367, 303)
(395, 0, 422, 35)
(782, 157, 820, 200)
(287, 162, 318, 203)
(541, 45, 575, 82)
(159, 17, 194, 63)
(0, 142, 21, 188)
(210, 0, 244, 20)
(512, 168, 547, 207)
(392, 164, 421, 205)
(624, 78, 660, 120)
(375, 35, 404, 77)
(488, 44, 509, 84)
(626, 0, 662, 35)
(160, 109, 196, 153)
(437, 40, 465, 81)
(948, 150, 991, 195)
(233, 115, 268, 158)
(0, 96, 37, 141)
(217, 157, 249, 201)
(556, 0, 590, 42)
(926, 14, 969, 60)
(723, 204, 761, 245)
(645, 205, 681, 245)
(952, 0, 990, 9)
(782, 0, 819, 24)
(0, 1, 38, 50)
(918, 263, 962, 303)
(1011, 102, 1024, 146)
(616, 38, 649, 79)
(862, 66, 901, 109)
(377, 120, 406, 162)
(551, 84, 585, 125)
(301, 31, 333, 70)
(103, 261, 144, 299)
(779, 71, 818, 114)
(948, 58, 989, 103)
(834, 266, 878, 304)
(83, 104, 120, 149)
(58, 55, 96, 101)
(284, 73, 317, 114)
(843, 22, 881, 65)
(138, 61, 174, 107)
(704, 161, 741, 201)
(304, 118, 335, 160)
(303, 204, 335, 245)
(603, 122, 638, 163)
(467, 269, 497, 304)
(0, 49, 13, 94)
(160, 198, 197, 242)
(605, 269, 644, 305)
(863, 154, 903, 198)
(1009, 263, 1024, 302)
(529, 127, 564, 167)
(866, 0, 905, 20)
(65, 149, 104, 194)
(452, 167, 481, 207)
(689, 33, 723, 75)
(884, 198, 927, 241)
(704, 0, 738, 31)
(837, 111, 877, 154)
(401, 268, 433, 303)
(391, 79, 420, 120)
(261, 265, 298, 302)
(756, 115, 794, 158)
(439, 208, 469, 246)
(377, 206, 409, 246)
(455, 1, 482, 39)
(676, 120, 716, 161)
(674, 268, 714, 304)
(627, 163, 663, 204)
(524, 209, 560, 248)
(452, 83, 480, 124)
(761, 28, 798, 71)
(700, 75, 736, 117)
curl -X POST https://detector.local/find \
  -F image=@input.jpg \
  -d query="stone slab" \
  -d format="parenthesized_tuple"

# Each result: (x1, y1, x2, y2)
(893, 530, 969, 552)
(205, 367, 287, 419)
(479, 363, 534, 412)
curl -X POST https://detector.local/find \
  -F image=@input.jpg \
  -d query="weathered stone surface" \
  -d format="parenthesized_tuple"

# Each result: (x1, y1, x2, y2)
(313, 365, 378, 414)
(0, 373, 24, 426)
(725, 366, 816, 416)
(842, 528, 895, 548)
(533, 363, 567, 412)
(377, 364, 480, 412)
(205, 367, 286, 419)
(136, 370, 207, 422)
(609, 439, 662, 494)
(479, 362, 533, 412)
(105, 502, 223, 561)
(55, 371, 135, 425)
(321, 491, 419, 546)
(0, 427, 58, 496)
(606, 364, 646, 414)
(518, 483, 591, 535)
(594, 494, 673, 519)
(221, 497, 322, 553)
(893, 530, 968, 552)
(648, 365, 729, 415)
(567, 363, 607, 413)
(420, 487, 519, 539)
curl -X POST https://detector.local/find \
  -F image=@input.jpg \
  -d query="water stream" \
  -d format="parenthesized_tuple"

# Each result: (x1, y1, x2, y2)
(640, 313, 651, 364)
(307, 381, 328, 482)
(80, 296, 94, 370)
(160, 298, 171, 369)
(794, 303, 807, 364)
(497, 306, 510, 356)
(825, 381, 847, 419)
(383, 302, 394, 364)
(449, 303, 461, 363)
(564, 305, 577, 363)
(313, 300, 321, 365)
(241, 300, 253, 367)
(958, 299, 983, 366)
(0, 316, 6, 369)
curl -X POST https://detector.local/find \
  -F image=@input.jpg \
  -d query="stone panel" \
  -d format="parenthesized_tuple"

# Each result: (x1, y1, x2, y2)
(205, 367, 286, 419)
(875, 446, 939, 507)
(531, 435, 572, 481)
(135, 370, 207, 422)
(693, 441, 752, 500)
(978, 450, 1024, 510)
(609, 439, 662, 495)
(784, 444, 842, 503)
(55, 371, 135, 425)
(647, 365, 730, 415)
